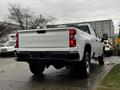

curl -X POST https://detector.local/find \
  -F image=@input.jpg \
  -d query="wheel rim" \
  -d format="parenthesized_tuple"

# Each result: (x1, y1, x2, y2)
(86, 61, 90, 74)
(86, 53, 90, 74)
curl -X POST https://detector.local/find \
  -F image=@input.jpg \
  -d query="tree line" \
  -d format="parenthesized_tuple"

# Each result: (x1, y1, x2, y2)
(0, 3, 56, 40)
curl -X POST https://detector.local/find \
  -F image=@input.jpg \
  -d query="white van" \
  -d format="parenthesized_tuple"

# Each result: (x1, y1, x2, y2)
(0, 40, 16, 56)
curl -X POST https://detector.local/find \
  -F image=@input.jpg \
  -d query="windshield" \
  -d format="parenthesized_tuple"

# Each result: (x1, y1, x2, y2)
(4, 41, 15, 47)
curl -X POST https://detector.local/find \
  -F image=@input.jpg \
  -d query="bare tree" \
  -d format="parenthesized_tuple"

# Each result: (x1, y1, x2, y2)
(8, 4, 26, 29)
(8, 4, 56, 30)
(0, 23, 17, 38)
(27, 15, 56, 29)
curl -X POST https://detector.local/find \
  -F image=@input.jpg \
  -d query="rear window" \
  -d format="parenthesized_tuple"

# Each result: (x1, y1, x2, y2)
(67, 25, 90, 34)
(76, 26, 90, 34)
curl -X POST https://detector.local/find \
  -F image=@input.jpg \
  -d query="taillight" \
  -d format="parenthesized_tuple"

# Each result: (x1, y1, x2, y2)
(15, 32, 19, 48)
(70, 29, 76, 35)
(69, 28, 76, 47)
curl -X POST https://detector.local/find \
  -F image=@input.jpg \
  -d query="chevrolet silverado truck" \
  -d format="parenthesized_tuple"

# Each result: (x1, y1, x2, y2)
(15, 24, 104, 78)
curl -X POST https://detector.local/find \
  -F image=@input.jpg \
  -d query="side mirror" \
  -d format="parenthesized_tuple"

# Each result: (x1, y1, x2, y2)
(103, 34, 108, 40)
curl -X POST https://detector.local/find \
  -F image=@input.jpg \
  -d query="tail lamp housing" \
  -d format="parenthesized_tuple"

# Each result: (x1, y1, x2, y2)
(69, 28, 76, 47)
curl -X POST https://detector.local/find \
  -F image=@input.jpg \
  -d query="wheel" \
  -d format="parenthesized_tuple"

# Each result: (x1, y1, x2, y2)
(29, 63, 45, 76)
(98, 55, 104, 65)
(68, 51, 91, 78)
(80, 51, 91, 78)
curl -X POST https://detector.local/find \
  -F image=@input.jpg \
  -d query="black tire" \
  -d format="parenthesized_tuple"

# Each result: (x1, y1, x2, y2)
(80, 51, 91, 78)
(29, 63, 45, 76)
(98, 55, 104, 65)
(68, 51, 91, 78)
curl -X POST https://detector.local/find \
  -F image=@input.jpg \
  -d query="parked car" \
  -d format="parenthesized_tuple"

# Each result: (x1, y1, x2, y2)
(15, 24, 104, 78)
(104, 40, 113, 56)
(0, 41, 16, 56)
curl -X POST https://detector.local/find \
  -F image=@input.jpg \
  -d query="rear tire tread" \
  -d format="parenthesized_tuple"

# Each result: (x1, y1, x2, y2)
(29, 63, 45, 76)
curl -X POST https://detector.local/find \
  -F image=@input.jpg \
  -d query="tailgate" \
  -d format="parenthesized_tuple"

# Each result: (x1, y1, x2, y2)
(18, 28, 69, 48)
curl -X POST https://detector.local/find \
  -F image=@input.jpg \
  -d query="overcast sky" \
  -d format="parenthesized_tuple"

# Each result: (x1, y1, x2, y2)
(0, 0, 120, 33)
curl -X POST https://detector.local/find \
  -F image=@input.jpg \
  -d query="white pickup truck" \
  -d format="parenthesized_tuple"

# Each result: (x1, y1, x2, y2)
(15, 24, 104, 78)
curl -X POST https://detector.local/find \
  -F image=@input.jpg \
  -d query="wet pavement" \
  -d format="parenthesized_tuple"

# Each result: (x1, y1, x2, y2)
(0, 56, 119, 90)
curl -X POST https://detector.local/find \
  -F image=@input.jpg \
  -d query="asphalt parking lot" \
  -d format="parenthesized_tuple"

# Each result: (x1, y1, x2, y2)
(0, 56, 119, 90)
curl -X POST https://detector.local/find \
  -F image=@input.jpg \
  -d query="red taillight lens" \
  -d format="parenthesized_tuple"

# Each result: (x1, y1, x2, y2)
(69, 28, 76, 47)
(70, 39, 76, 47)
(69, 29, 76, 35)
(15, 32, 19, 48)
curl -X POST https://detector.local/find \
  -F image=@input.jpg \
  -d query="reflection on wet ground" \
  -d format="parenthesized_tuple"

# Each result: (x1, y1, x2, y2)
(0, 56, 119, 90)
